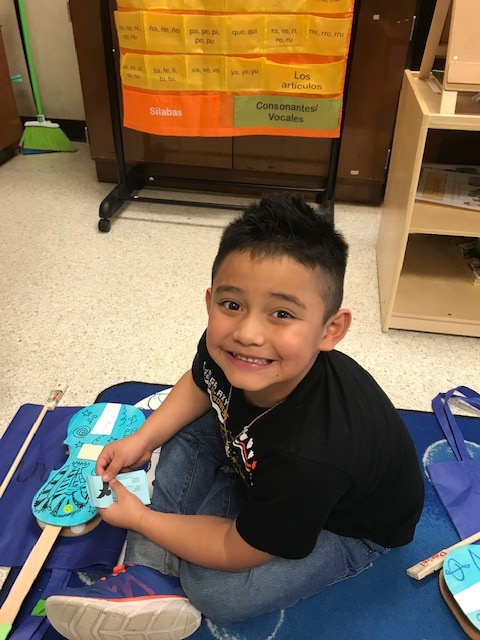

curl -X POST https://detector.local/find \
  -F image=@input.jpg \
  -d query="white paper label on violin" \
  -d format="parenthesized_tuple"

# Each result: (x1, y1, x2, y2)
(77, 444, 104, 461)
(91, 403, 122, 435)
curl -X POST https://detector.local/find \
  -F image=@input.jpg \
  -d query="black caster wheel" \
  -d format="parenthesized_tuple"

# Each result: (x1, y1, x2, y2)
(98, 218, 111, 233)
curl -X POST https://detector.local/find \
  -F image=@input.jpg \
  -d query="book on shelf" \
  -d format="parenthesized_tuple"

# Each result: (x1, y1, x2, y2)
(451, 238, 480, 286)
(416, 163, 480, 211)
(426, 70, 480, 103)
(426, 70, 444, 94)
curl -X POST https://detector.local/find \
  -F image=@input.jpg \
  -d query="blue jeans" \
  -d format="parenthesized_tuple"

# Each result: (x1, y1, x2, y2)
(125, 412, 388, 624)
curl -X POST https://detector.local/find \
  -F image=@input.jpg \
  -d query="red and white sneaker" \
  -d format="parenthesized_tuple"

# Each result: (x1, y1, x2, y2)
(45, 564, 201, 640)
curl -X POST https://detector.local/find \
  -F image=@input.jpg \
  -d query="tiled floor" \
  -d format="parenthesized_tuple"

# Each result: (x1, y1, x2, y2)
(0, 143, 478, 433)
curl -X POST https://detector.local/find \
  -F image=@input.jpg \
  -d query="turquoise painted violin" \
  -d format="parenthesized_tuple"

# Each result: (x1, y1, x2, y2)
(32, 402, 146, 527)
(0, 402, 146, 640)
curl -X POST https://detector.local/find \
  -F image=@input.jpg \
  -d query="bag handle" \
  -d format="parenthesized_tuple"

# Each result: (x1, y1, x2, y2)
(432, 386, 480, 461)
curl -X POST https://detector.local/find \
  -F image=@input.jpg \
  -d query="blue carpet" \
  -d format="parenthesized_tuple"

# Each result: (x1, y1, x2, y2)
(2, 384, 478, 640)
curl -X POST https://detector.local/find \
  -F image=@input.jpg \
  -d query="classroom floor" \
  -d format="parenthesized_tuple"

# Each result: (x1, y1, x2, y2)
(0, 143, 478, 433)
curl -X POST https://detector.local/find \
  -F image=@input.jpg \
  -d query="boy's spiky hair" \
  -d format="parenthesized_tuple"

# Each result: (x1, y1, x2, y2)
(211, 192, 349, 321)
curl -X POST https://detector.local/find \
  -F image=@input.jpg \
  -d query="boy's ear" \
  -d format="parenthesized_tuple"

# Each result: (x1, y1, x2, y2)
(205, 287, 212, 312)
(318, 308, 352, 351)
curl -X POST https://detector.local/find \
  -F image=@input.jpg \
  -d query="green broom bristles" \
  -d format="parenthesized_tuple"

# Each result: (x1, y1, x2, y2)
(19, 120, 77, 153)
(17, 0, 77, 155)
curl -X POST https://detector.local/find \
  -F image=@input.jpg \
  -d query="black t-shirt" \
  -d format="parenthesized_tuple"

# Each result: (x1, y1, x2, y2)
(192, 332, 424, 559)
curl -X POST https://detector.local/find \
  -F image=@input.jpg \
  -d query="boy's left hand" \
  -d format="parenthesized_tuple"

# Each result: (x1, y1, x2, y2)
(98, 477, 148, 530)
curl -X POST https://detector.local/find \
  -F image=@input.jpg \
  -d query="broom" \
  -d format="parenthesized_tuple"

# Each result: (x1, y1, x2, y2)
(17, 0, 76, 153)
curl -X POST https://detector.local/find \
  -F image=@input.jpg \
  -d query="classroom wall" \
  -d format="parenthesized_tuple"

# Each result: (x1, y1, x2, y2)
(0, 0, 85, 120)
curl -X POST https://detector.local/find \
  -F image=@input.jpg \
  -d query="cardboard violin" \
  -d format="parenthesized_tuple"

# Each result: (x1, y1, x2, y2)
(0, 401, 146, 640)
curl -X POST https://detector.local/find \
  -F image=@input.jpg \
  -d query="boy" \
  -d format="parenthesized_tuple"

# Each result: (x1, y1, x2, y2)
(46, 193, 424, 640)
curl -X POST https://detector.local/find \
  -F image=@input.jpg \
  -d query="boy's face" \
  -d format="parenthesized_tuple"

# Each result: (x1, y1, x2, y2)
(205, 250, 349, 408)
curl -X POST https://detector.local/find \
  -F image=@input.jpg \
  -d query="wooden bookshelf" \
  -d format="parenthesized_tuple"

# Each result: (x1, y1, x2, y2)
(376, 70, 480, 336)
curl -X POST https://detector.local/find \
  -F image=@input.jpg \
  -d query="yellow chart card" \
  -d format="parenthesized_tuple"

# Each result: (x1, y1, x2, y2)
(116, 0, 146, 8)
(183, 14, 224, 53)
(226, 15, 265, 54)
(183, 0, 226, 10)
(143, 0, 185, 8)
(264, 0, 307, 11)
(121, 53, 150, 89)
(306, 16, 351, 56)
(115, 12, 147, 49)
(186, 55, 225, 90)
(226, 0, 305, 11)
(144, 13, 185, 52)
(225, 57, 263, 92)
(265, 59, 345, 95)
(147, 55, 187, 90)
(304, 0, 353, 13)
(116, 0, 353, 13)
(264, 15, 307, 53)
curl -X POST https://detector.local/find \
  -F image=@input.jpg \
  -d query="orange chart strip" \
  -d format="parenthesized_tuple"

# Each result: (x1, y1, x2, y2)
(122, 89, 342, 137)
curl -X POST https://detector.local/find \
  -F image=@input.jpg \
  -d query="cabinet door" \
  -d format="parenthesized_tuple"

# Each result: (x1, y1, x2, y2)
(337, 0, 417, 202)
(233, 136, 331, 179)
(69, 0, 114, 160)
(0, 27, 22, 151)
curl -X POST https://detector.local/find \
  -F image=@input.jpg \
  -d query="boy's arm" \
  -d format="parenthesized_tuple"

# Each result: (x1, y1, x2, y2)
(98, 370, 211, 481)
(106, 479, 274, 571)
(137, 370, 211, 450)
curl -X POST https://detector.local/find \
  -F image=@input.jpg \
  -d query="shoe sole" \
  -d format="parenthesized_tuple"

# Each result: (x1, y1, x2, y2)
(46, 595, 201, 640)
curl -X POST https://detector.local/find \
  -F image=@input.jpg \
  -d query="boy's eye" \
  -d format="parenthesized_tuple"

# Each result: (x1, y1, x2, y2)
(221, 300, 241, 311)
(273, 310, 294, 319)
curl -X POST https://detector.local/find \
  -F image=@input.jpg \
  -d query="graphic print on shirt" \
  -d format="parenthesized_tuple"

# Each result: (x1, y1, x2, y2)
(232, 432, 257, 484)
(202, 361, 257, 486)
(203, 361, 229, 425)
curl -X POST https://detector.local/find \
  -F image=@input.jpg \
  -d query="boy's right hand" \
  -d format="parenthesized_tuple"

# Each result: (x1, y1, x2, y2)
(96, 433, 153, 482)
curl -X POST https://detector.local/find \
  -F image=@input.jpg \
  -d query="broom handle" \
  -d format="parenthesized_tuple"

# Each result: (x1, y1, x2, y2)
(0, 384, 68, 499)
(0, 525, 62, 640)
(17, 0, 45, 120)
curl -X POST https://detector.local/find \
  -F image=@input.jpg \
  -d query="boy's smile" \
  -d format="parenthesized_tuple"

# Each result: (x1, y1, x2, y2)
(205, 250, 349, 408)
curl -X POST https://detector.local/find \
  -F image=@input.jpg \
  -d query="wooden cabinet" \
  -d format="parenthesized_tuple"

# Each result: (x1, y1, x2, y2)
(70, 0, 417, 204)
(0, 26, 22, 163)
(376, 70, 480, 337)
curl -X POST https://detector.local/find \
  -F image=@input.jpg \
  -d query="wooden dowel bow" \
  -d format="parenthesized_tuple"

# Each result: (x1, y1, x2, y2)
(0, 384, 68, 499)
